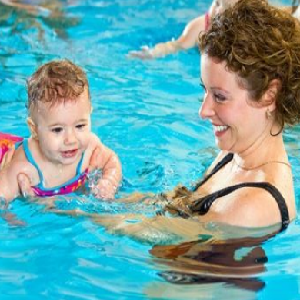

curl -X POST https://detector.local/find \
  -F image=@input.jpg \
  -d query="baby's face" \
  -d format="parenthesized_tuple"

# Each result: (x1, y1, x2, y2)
(30, 88, 92, 166)
(211, 0, 239, 17)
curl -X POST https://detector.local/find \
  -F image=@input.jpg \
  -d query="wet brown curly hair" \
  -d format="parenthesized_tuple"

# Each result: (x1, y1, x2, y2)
(199, 0, 300, 127)
(27, 59, 90, 114)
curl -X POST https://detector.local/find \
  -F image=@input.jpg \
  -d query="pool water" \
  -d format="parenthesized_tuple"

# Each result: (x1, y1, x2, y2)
(0, 0, 300, 299)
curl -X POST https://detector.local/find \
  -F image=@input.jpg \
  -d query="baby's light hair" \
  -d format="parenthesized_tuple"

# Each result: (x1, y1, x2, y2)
(27, 59, 90, 116)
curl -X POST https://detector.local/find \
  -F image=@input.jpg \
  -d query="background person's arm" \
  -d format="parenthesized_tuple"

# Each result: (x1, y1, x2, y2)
(128, 15, 206, 59)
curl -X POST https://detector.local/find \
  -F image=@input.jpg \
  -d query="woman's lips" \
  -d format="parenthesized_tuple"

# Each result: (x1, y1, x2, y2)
(213, 125, 229, 137)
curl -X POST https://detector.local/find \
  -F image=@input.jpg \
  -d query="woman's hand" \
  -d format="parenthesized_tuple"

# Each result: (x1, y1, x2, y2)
(17, 173, 36, 198)
(0, 145, 15, 171)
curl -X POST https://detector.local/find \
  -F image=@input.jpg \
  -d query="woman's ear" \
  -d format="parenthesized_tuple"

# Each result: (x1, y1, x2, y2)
(263, 79, 281, 112)
(27, 117, 38, 139)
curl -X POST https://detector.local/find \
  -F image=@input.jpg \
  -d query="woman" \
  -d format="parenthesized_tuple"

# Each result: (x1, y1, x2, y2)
(115, 0, 300, 292)
(91, 0, 300, 240)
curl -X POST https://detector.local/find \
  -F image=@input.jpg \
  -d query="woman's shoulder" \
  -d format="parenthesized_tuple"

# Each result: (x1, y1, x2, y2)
(204, 184, 285, 229)
(263, 162, 296, 221)
(231, 159, 295, 226)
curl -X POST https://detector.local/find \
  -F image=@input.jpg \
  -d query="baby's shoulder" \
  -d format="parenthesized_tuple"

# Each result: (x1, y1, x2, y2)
(7, 143, 38, 177)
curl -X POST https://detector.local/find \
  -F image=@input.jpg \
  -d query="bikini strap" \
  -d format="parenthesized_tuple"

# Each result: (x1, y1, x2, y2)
(76, 151, 85, 175)
(190, 182, 289, 232)
(192, 153, 234, 192)
(22, 139, 44, 183)
(205, 11, 210, 31)
(23, 139, 85, 186)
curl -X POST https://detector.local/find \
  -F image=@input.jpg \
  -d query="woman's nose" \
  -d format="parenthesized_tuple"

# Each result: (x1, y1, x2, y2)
(199, 94, 215, 119)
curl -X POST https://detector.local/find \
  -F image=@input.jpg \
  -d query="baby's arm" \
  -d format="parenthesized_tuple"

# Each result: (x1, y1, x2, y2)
(86, 134, 122, 199)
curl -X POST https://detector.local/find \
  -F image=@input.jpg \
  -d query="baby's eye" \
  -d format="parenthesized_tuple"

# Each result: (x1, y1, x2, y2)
(76, 124, 86, 130)
(51, 127, 63, 133)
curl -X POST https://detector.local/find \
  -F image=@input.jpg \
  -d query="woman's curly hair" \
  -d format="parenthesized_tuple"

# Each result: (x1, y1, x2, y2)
(199, 0, 300, 127)
(27, 59, 89, 114)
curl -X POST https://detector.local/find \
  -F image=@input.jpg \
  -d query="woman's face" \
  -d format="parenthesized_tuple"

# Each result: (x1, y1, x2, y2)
(199, 54, 270, 154)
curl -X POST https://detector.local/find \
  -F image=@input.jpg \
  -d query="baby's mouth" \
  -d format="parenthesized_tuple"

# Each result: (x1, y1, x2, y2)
(61, 149, 78, 158)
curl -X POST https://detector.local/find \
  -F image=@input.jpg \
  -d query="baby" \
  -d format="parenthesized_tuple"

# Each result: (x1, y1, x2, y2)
(0, 59, 122, 202)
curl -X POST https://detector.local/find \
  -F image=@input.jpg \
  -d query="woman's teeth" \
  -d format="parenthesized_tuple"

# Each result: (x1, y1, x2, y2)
(214, 125, 228, 132)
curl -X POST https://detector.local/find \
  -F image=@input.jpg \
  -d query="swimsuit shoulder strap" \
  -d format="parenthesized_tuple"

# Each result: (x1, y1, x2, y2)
(190, 181, 289, 232)
(22, 138, 44, 183)
(31, 150, 87, 197)
(192, 153, 234, 192)
(76, 151, 85, 175)
(205, 11, 210, 31)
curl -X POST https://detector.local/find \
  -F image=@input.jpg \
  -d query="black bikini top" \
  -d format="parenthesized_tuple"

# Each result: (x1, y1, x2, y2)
(190, 153, 290, 232)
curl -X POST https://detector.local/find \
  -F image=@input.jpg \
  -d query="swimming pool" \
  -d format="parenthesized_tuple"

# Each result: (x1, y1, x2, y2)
(0, 0, 300, 299)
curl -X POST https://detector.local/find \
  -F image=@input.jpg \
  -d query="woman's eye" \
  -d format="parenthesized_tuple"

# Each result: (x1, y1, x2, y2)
(214, 93, 226, 102)
(51, 127, 63, 133)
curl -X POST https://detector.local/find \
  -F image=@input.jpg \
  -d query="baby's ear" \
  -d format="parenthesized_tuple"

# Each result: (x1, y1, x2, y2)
(263, 79, 281, 112)
(27, 117, 38, 139)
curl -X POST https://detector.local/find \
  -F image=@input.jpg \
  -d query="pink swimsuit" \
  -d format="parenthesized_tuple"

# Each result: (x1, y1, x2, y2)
(0, 132, 88, 197)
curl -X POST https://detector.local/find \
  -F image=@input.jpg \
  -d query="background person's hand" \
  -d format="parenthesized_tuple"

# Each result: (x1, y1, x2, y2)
(128, 40, 180, 60)
(128, 45, 156, 59)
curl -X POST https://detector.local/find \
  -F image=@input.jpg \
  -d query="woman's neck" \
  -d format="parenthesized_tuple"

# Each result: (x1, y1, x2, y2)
(234, 132, 287, 171)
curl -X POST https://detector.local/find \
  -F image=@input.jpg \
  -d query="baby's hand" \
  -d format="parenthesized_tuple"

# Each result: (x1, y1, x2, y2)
(92, 179, 118, 200)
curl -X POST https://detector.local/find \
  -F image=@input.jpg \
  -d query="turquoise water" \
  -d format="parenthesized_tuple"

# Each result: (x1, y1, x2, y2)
(0, 0, 300, 299)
